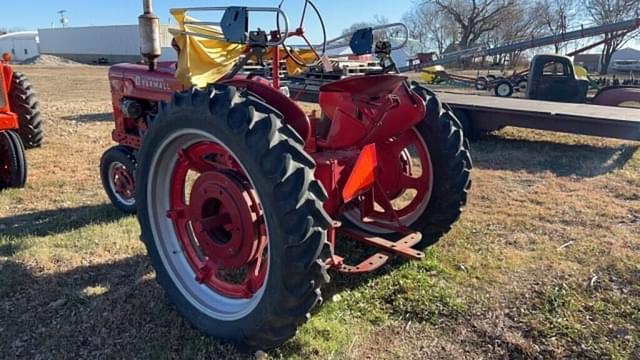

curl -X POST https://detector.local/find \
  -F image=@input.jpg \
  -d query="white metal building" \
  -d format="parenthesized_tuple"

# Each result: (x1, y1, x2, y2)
(38, 25, 176, 64)
(0, 31, 40, 61)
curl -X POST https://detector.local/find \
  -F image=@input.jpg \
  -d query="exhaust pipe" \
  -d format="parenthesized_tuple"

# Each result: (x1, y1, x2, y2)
(139, 0, 161, 71)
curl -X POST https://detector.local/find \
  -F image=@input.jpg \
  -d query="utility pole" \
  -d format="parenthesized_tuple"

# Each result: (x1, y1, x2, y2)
(58, 10, 69, 28)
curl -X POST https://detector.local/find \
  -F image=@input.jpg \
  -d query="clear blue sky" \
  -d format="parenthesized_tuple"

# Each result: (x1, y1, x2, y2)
(3, 1, 637, 50)
(2, 0, 416, 41)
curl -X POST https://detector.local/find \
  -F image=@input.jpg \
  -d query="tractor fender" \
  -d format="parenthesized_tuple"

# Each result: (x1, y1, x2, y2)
(0, 64, 14, 115)
(591, 86, 640, 108)
(220, 76, 311, 142)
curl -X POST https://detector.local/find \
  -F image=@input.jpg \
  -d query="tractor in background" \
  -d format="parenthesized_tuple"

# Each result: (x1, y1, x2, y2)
(1, 52, 43, 149)
(101, 0, 471, 350)
(0, 52, 41, 190)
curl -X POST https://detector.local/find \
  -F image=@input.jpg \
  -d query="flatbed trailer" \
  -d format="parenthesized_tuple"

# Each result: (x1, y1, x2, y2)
(439, 92, 640, 141)
(286, 79, 640, 141)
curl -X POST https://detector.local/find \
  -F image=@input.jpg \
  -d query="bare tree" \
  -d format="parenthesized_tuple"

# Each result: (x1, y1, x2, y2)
(403, 3, 458, 54)
(535, 0, 578, 53)
(427, 0, 518, 49)
(490, 2, 541, 66)
(584, 0, 640, 74)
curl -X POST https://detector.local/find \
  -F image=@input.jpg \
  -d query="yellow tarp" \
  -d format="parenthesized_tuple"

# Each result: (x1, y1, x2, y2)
(574, 64, 589, 80)
(172, 10, 316, 88)
(421, 65, 446, 83)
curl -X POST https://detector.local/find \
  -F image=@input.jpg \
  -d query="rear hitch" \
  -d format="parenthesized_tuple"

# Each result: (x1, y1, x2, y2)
(326, 220, 425, 274)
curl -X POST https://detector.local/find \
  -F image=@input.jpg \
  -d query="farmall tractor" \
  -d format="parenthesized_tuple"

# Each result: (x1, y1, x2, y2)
(101, 0, 471, 350)
(0, 53, 42, 190)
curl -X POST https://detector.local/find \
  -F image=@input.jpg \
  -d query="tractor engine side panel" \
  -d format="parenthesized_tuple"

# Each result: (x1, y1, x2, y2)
(109, 63, 185, 149)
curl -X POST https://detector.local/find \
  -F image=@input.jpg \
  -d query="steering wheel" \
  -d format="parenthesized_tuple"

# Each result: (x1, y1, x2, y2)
(277, 0, 327, 68)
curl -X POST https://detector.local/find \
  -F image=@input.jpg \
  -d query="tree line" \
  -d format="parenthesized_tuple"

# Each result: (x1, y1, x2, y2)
(400, 0, 640, 74)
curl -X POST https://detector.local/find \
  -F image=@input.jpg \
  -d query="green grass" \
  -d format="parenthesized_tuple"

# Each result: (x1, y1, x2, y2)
(528, 261, 640, 359)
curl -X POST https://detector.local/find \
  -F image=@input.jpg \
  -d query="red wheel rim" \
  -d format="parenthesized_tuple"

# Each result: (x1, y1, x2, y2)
(367, 129, 433, 223)
(110, 163, 135, 202)
(167, 142, 268, 299)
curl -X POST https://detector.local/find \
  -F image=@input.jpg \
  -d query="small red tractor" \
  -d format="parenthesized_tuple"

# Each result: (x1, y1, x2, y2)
(0, 52, 42, 190)
(101, 0, 471, 350)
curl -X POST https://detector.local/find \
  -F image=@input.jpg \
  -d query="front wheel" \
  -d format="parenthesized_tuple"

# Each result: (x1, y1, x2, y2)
(136, 85, 331, 351)
(0, 130, 27, 190)
(100, 145, 137, 214)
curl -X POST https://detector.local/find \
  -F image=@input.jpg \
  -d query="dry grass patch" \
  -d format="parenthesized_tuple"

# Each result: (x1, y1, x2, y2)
(0, 66, 638, 359)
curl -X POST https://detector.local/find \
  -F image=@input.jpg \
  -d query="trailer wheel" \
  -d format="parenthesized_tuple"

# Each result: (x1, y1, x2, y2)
(136, 85, 331, 351)
(516, 78, 528, 92)
(345, 85, 471, 250)
(494, 80, 514, 97)
(100, 145, 137, 214)
(0, 130, 27, 190)
(475, 76, 488, 91)
(9, 72, 43, 149)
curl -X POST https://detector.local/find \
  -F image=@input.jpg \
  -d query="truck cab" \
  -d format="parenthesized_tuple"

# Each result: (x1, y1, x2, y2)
(527, 54, 589, 103)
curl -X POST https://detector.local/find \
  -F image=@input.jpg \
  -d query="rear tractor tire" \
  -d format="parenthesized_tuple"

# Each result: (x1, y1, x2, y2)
(100, 145, 137, 214)
(0, 130, 27, 190)
(9, 72, 44, 149)
(344, 85, 472, 250)
(136, 85, 331, 351)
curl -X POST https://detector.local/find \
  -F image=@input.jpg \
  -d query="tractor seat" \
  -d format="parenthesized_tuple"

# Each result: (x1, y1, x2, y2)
(320, 74, 407, 98)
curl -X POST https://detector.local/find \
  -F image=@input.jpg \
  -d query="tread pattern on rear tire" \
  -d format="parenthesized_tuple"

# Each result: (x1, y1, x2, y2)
(9, 72, 43, 149)
(0, 130, 27, 190)
(136, 84, 331, 351)
(409, 85, 472, 249)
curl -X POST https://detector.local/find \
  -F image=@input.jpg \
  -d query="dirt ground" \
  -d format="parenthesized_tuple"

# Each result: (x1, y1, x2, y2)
(0, 65, 639, 359)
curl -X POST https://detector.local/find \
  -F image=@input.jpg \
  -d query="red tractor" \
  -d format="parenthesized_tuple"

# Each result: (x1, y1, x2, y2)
(0, 53, 41, 190)
(101, 1, 471, 350)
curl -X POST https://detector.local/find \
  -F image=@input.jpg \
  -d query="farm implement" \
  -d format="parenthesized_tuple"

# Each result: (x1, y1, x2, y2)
(0, 53, 42, 190)
(101, 0, 471, 350)
(413, 17, 640, 96)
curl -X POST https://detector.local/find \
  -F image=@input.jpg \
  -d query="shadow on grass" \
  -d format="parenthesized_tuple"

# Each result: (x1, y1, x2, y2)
(0, 254, 380, 359)
(472, 134, 639, 177)
(0, 234, 397, 358)
(0, 203, 128, 239)
(62, 112, 113, 123)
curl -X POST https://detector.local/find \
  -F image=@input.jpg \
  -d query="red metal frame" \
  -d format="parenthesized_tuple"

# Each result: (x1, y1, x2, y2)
(105, 23, 435, 274)
(0, 64, 19, 131)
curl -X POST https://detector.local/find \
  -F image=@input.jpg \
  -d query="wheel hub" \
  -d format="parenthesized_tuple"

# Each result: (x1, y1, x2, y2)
(188, 171, 263, 270)
(345, 128, 434, 231)
(110, 163, 135, 201)
(168, 141, 268, 299)
(374, 129, 433, 221)
(498, 84, 510, 96)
